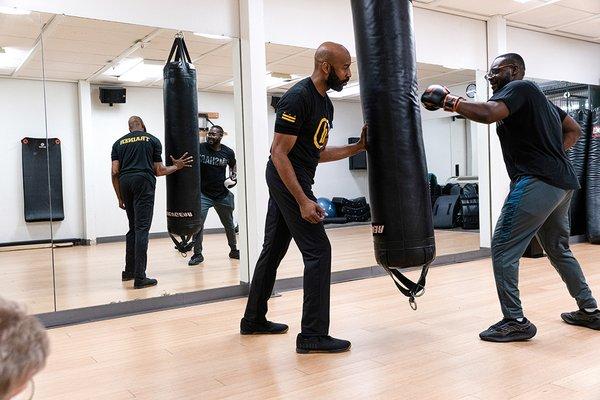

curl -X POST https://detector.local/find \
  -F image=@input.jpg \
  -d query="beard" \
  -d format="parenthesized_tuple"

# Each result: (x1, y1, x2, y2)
(327, 69, 349, 92)
(207, 137, 220, 145)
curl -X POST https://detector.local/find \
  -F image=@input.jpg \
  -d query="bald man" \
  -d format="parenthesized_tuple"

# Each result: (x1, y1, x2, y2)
(241, 42, 367, 353)
(111, 116, 192, 289)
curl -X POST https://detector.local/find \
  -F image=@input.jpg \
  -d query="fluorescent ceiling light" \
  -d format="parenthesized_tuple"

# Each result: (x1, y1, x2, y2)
(0, 47, 30, 69)
(513, 0, 533, 3)
(266, 72, 303, 90)
(118, 60, 164, 82)
(193, 32, 232, 41)
(103, 57, 143, 77)
(328, 82, 361, 99)
(0, 6, 31, 15)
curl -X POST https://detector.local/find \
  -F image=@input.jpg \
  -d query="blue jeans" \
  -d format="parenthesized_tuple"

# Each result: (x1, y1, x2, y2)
(192, 192, 237, 255)
(492, 176, 597, 319)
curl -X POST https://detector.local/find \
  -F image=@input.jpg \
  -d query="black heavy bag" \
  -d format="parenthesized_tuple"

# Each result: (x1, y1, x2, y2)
(21, 137, 64, 222)
(587, 107, 600, 243)
(566, 109, 590, 236)
(164, 35, 201, 253)
(351, 0, 435, 309)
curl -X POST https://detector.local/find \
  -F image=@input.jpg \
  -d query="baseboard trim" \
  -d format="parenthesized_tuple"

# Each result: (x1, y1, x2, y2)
(96, 228, 227, 244)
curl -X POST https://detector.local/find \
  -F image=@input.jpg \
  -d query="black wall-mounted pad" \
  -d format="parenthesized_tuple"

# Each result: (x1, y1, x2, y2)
(432, 195, 460, 229)
(163, 36, 201, 245)
(587, 107, 600, 243)
(566, 109, 590, 236)
(21, 137, 64, 222)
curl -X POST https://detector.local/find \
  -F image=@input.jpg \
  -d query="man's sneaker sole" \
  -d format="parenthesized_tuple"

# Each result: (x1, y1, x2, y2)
(479, 333, 535, 343)
(479, 321, 537, 343)
(240, 326, 289, 335)
(133, 281, 158, 289)
(561, 314, 600, 330)
(296, 344, 351, 354)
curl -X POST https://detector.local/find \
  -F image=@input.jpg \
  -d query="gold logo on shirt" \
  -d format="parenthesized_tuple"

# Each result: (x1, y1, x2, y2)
(120, 136, 149, 145)
(281, 112, 296, 123)
(313, 118, 329, 150)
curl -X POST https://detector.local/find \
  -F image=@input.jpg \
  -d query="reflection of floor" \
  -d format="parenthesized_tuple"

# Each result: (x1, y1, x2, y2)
(0, 227, 480, 313)
(36, 243, 600, 400)
(278, 225, 480, 279)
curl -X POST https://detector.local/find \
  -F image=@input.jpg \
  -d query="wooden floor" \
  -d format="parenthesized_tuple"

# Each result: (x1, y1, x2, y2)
(0, 226, 480, 313)
(35, 243, 600, 399)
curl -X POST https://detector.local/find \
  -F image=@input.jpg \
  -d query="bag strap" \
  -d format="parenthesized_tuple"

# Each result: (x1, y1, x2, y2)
(385, 262, 430, 310)
(166, 36, 193, 64)
(169, 233, 194, 256)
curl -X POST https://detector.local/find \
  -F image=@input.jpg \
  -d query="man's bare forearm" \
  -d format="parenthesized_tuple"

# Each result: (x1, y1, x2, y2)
(112, 174, 122, 201)
(319, 143, 364, 163)
(456, 101, 496, 124)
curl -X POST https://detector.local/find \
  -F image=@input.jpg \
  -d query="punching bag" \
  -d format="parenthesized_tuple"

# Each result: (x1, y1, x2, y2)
(587, 107, 600, 243)
(164, 35, 201, 252)
(351, 0, 435, 308)
(566, 109, 590, 236)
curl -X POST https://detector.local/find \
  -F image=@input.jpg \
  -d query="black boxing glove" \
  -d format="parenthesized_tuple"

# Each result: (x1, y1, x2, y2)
(421, 84, 464, 112)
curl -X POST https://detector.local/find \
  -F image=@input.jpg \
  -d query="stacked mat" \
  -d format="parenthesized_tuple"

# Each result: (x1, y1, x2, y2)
(323, 197, 371, 224)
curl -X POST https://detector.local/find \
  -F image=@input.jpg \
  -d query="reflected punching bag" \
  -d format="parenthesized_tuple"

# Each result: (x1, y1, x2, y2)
(351, 0, 435, 308)
(566, 109, 590, 236)
(164, 35, 201, 252)
(587, 107, 600, 243)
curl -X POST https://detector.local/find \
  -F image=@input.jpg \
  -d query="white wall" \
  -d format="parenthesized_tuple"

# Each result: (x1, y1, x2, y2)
(90, 86, 239, 238)
(263, 1, 487, 70)
(0, 0, 239, 38)
(507, 27, 600, 85)
(0, 77, 83, 243)
(422, 118, 454, 183)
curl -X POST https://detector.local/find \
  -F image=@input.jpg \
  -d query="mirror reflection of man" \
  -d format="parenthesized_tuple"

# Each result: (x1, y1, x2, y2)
(188, 125, 239, 265)
(111, 116, 192, 289)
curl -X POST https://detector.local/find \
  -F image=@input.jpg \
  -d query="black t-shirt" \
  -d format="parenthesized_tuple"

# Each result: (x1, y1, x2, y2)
(489, 80, 579, 190)
(271, 77, 334, 185)
(199, 142, 236, 199)
(111, 130, 162, 185)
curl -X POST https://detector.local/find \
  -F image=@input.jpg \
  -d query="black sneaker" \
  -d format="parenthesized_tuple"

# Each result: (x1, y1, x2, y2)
(121, 271, 134, 281)
(229, 249, 240, 259)
(133, 277, 158, 289)
(296, 334, 351, 354)
(561, 309, 600, 330)
(479, 318, 537, 342)
(240, 318, 289, 335)
(188, 253, 204, 266)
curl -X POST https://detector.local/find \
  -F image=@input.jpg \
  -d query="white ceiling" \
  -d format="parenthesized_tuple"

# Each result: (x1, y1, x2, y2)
(0, 13, 475, 99)
(265, 43, 475, 101)
(413, 0, 600, 43)
(1, 1, 597, 97)
(0, 13, 235, 92)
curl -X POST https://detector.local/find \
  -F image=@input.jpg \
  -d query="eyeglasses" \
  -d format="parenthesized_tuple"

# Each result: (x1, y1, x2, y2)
(11, 379, 35, 400)
(484, 64, 518, 80)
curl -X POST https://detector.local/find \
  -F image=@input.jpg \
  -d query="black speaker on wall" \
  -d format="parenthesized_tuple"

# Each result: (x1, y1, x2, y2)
(348, 137, 367, 170)
(99, 87, 126, 106)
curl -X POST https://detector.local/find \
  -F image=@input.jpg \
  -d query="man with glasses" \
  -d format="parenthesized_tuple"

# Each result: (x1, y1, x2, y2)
(188, 125, 239, 266)
(421, 52, 599, 342)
